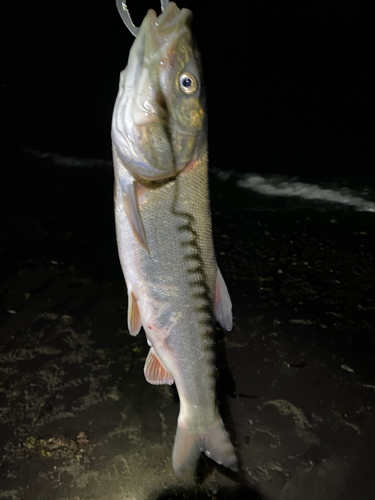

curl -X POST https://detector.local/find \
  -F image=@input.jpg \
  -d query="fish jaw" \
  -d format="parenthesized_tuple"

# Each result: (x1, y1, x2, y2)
(111, 2, 207, 185)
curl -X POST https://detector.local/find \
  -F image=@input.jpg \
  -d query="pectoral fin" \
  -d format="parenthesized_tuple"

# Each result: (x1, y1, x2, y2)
(215, 269, 233, 331)
(144, 347, 174, 385)
(120, 176, 149, 252)
(128, 291, 142, 336)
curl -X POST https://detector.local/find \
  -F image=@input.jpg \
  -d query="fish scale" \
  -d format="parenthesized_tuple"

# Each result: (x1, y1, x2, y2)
(112, 0, 236, 473)
(116, 153, 217, 411)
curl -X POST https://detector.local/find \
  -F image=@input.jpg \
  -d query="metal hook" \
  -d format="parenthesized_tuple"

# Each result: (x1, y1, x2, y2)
(116, 0, 170, 37)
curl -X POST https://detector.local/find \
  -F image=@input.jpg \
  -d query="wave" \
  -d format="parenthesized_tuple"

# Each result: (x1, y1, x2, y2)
(23, 149, 375, 212)
(237, 173, 375, 213)
(23, 148, 112, 169)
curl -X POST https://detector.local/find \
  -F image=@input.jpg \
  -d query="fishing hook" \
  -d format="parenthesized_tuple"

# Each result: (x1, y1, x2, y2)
(116, 0, 170, 37)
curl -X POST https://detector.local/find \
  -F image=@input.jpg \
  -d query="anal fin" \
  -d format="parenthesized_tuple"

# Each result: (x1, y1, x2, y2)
(144, 347, 174, 385)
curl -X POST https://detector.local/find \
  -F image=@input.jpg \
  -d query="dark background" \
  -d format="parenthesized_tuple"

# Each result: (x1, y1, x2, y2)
(2, 1, 373, 177)
(1, 5, 375, 497)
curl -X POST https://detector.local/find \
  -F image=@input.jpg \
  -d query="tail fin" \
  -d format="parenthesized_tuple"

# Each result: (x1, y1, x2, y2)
(172, 420, 237, 474)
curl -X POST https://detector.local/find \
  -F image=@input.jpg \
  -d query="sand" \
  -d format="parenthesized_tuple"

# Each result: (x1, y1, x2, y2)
(1, 154, 374, 499)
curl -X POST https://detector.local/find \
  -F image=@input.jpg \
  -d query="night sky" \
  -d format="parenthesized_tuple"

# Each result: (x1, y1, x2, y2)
(2, 1, 373, 177)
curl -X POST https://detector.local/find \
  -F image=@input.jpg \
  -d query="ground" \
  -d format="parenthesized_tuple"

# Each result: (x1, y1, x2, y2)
(1, 153, 374, 499)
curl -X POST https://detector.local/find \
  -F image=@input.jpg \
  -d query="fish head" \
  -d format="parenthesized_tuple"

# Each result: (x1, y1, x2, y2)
(112, 2, 207, 184)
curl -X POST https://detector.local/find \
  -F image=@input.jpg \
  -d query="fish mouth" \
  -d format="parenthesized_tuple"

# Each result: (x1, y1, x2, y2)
(149, 2, 192, 37)
(156, 2, 192, 33)
(142, 2, 192, 58)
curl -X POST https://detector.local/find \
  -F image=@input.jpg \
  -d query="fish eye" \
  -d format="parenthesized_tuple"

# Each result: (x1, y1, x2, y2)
(179, 72, 197, 95)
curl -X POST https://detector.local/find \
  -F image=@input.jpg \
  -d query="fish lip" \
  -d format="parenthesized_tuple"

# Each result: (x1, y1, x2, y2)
(154, 2, 192, 35)
(142, 2, 192, 53)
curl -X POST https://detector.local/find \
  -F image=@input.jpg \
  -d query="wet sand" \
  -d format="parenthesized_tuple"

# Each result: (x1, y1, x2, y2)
(1, 154, 375, 499)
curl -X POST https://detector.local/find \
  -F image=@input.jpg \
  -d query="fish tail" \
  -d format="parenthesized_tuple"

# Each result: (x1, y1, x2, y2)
(172, 419, 237, 474)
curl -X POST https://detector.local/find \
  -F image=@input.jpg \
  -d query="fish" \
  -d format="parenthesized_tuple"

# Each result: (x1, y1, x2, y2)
(111, 0, 237, 474)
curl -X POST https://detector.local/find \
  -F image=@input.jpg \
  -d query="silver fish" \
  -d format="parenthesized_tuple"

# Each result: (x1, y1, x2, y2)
(111, 0, 237, 474)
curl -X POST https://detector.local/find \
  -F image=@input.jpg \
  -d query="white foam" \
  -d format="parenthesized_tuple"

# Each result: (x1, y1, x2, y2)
(23, 149, 112, 169)
(21, 150, 375, 213)
(237, 174, 375, 213)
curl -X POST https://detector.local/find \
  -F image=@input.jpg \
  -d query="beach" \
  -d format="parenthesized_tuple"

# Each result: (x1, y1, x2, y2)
(1, 153, 374, 499)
